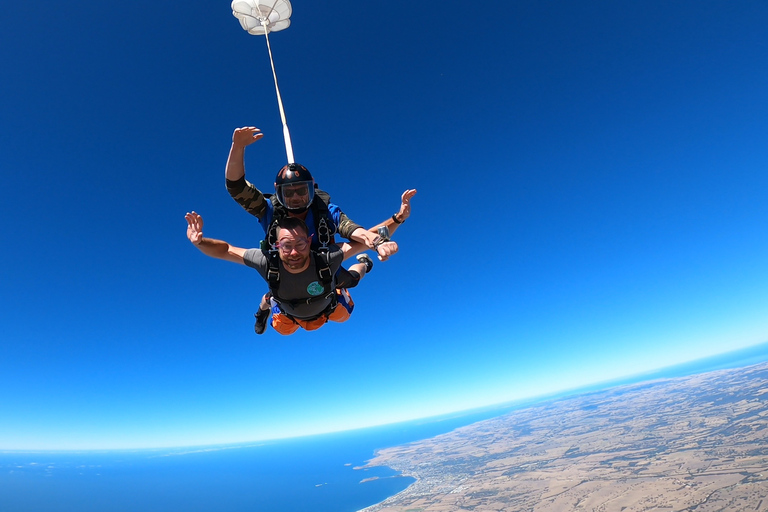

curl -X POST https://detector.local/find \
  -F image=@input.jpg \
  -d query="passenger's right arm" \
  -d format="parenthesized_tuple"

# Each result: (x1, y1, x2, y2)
(185, 211, 247, 265)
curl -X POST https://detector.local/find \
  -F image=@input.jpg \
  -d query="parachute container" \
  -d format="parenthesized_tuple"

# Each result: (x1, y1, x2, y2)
(232, 0, 292, 35)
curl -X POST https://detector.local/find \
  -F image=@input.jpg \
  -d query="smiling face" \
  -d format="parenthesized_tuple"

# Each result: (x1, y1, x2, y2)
(276, 226, 312, 272)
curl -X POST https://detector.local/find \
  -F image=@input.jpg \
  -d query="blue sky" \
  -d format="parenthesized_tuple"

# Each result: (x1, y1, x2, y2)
(2, 0, 768, 450)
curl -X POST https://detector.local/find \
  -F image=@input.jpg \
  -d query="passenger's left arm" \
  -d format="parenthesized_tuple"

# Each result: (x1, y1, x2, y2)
(340, 240, 398, 261)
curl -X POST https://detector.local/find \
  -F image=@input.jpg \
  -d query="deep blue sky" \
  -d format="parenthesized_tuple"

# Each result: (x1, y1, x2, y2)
(2, 1, 768, 449)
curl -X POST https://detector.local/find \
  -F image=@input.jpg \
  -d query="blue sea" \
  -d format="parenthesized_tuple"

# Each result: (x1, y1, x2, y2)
(3, 341, 768, 512)
(0, 408, 521, 512)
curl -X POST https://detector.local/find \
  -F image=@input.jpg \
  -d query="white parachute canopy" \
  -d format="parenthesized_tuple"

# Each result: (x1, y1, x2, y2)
(232, 0, 295, 163)
(232, 0, 292, 35)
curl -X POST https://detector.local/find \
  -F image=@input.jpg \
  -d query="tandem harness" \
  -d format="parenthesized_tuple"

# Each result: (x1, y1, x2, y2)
(265, 248, 338, 322)
(264, 189, 337, 250)
(262, 188, 340, 322)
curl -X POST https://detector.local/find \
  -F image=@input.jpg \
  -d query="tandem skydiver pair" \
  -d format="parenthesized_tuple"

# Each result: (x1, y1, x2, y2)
(186, 126, 416, 335)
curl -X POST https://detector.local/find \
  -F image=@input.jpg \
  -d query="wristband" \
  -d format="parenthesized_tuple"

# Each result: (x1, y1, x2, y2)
(392, 214, 403, 224)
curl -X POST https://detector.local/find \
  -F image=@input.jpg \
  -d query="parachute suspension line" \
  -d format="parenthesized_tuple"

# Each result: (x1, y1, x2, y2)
(260, 18, 295, 164)
(232, 0, 295, 163)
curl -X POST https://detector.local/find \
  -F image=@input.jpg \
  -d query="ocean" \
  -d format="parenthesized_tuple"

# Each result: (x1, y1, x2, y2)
(0, 408, 520, 512)
(3, 341, 768, 512)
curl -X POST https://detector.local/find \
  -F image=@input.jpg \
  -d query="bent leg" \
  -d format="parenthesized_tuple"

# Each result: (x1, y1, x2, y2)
(328, 289, 354, 323)
(335, 267, 361, 289)
(270, 307, 300, 335)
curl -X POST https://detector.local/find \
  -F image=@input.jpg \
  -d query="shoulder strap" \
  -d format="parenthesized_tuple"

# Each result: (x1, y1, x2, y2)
(266, 250, 281, 295)
(267, 190, 336, 248)
(270, 249, 336, 310)
(266, 194, 282, 248)
(266, 248, 333, 296)
(314, 188, 331, 205)
(313, 248, 334, 288)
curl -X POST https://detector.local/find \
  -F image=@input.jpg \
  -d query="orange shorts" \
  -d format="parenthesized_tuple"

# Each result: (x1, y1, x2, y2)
(271, 290, 354, 335)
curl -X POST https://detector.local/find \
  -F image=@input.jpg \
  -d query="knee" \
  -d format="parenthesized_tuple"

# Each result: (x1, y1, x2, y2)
(271, 313, 299, 335)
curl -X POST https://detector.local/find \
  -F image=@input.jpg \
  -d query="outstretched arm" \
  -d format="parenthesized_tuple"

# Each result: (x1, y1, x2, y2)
(345, 189, 416, 260)
(370, 188, 416, 237)
(341, 240, 398, 261)
(225, 127, 269, 218)
(185, 211, 247, 265)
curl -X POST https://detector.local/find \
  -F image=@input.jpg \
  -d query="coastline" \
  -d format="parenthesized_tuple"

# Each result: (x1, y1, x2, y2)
(355, 465, 420, 512)
(355, 472, 420, 512)
(354, 353, 768, 512)
(4, 344, 767, 512)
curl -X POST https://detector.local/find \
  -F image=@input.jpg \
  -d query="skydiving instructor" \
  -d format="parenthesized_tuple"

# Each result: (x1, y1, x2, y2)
(225, 126, 395, 255)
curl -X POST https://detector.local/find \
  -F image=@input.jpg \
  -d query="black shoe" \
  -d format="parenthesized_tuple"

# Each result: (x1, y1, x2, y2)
(356, 254, 374, 273)
(254, 308, 270, 335)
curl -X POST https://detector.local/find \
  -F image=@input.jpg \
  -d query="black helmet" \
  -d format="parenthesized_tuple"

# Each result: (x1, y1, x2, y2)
(274, 163, 315, 213)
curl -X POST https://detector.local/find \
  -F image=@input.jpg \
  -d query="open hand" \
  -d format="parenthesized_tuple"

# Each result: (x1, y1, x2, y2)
(232, 126, 264, 148)
(398, 189, 417, 221)
(185, 211, 204, 245)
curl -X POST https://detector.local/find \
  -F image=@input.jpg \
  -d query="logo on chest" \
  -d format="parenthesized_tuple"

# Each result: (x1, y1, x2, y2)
(307, 281, 325, 296)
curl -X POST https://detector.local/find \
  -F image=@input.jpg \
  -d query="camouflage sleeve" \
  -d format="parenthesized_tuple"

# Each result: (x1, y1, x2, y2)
(226, 177, 268, 219)
(337, 212, 363, 240)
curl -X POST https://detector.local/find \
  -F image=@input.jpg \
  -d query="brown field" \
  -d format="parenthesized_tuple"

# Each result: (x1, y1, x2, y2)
(357, 362, 768, 512)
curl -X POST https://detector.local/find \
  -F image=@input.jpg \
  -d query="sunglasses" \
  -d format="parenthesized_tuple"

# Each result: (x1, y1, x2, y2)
(283, 187, 309, 198)
(276, 238, 310, 253)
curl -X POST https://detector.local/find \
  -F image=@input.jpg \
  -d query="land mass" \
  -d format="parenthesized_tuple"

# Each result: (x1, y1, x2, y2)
(357, 361, 768, 511)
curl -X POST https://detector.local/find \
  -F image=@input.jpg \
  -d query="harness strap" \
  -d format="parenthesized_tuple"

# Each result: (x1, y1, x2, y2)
(314, 249, 334, 286)
(266, 193, 337, 249)
(267, 248, 336, 310)
(266, 250, 281, 293)
(317, 216, 332, 248)
(273, 292, 339, 323)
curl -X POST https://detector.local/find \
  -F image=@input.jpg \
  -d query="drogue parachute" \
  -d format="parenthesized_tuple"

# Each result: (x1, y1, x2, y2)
(231, 0, 295, 164)
(232, 0, 292, 35)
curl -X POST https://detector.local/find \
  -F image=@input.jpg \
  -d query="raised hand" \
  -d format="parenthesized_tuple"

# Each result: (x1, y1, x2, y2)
(185, 211, 204, 245)
(232, 126, 264, 148)
(398, 189, 417, 221)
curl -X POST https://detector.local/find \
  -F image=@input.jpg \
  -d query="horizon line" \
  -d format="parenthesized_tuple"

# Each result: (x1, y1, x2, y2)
(5, 340, 767, 453)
